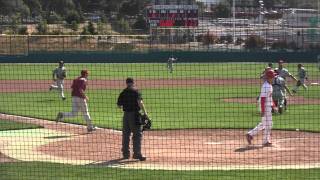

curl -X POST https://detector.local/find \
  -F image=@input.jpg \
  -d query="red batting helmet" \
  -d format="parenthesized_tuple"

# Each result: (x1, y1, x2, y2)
(265, 70, 275, 79)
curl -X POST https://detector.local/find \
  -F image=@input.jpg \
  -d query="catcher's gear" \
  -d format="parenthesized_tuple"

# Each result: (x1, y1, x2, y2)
(140, 114, 152, 131)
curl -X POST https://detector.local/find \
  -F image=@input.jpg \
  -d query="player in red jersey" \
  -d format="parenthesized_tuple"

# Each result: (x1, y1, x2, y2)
(56, 70, 95, 132)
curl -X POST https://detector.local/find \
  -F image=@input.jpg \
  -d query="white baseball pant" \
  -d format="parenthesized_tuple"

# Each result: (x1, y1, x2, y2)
(50, 79, 65, 98)
(248, 111, 272, 144)
(61, 96, 93, 128)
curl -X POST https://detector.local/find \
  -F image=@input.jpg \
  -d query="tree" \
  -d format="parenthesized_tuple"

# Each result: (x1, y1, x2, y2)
(0, 0, 30, 17)
(87, 22, 96, 35)
(47, 11, 62, 24)
(213, 3, 230, 18)
(132, 15, 147, 30)
(70, 20, 79, 32)
(119, 0, 139, 16)
(65, 10, 80, 24)
(244, 35, 265, 50)
(23, 0, 42, 16)
(36, 20, 48, 34)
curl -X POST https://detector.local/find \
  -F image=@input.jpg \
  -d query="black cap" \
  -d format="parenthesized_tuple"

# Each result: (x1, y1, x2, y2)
(126, 77, 134, 84)
(59, 60, 64, 64)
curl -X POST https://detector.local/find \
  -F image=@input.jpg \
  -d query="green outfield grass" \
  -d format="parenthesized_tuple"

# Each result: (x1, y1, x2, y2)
(0, 85, 319, 131)
(1, 162, 320, 180)
(0, 63, 319, 80)
(0, 120, 41, 131)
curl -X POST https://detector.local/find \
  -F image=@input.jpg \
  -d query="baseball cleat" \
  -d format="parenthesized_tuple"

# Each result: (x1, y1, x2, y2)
(133, 155, 146, 161)
(246, 134, 253, 145)
(55, 112, 63, 122)
(49, 86, 53, 91)
(87, 126, 97, 132)
(62, 97, 66, 101)
(262, 142, 272, 147)
(123, 154, 130, 159)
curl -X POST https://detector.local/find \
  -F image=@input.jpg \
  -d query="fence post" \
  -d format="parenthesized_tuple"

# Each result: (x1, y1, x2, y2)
(27, 35, 30, 55)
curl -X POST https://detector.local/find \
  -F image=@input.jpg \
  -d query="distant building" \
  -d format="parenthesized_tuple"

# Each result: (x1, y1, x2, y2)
(150, 0, 195, 5)
(282, 8, 319, 28)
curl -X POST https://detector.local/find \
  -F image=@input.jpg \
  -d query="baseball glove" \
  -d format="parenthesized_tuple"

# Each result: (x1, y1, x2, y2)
(296, 80, 302, 86)
(141, 114, 152, 131)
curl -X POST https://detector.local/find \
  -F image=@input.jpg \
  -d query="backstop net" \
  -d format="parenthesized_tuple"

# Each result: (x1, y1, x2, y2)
(1, 51, 320, 179)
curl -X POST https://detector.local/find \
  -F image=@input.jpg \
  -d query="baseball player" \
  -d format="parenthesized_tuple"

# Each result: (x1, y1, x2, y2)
(49, 60, 67, 100)
(275, 60, 298, 109)
(260, 63, 273, 79)
(56, 70, 95, 132)
(167, 55, 177, 73)
(272, 70, 293, 114)
(276, 60, 298, 81)
(257, 63, 273, 112)
(292, 64, 308, 93)
(246, 69, 275, 147)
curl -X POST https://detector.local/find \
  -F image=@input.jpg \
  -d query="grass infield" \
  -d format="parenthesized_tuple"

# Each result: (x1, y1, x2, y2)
(0, 86, 320, 131)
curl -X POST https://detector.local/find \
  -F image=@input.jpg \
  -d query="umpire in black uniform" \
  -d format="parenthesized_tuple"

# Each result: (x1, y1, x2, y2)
(117, 77, 148, 161)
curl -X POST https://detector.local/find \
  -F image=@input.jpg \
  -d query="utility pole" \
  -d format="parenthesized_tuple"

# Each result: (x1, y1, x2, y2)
(233, 0, 236, 43)
(259, 0, 264, 24)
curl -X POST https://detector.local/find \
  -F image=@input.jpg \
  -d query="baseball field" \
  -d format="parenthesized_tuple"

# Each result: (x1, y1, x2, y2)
(0, 62, 320, 179)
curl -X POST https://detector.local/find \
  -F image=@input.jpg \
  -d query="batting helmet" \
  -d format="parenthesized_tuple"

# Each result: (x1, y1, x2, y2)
(59, 60, 64, 65)
(265, 70, 275, 79)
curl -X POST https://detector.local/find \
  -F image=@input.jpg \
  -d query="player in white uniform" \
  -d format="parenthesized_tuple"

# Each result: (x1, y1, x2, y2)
(272, 71, 293, 114)
(49, 61, 67, 100)
(275, 60, 297, 110)
(167, 55, 177, 73)
(292, 64, 308, 93)
(246, 70, 275, 146)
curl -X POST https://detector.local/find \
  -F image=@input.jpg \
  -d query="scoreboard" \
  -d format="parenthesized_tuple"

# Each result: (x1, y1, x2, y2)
(146, 5, 198, 27)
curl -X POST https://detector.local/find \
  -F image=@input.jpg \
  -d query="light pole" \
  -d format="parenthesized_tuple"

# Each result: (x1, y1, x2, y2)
(232, 0, 236, 44)
(258, 0, 264, 24)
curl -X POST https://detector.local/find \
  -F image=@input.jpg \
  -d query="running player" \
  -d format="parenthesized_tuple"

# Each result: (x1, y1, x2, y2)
(275, 60, 297, 81)
(292, 64, 308, 93)
(246, 69, 275, 146)
(274, 60, 297, 110)
(167, 55, 177, 73)
(56, 70, 95, 132)
(49, 60, 67, 100)
(272, 70, 293, 114)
